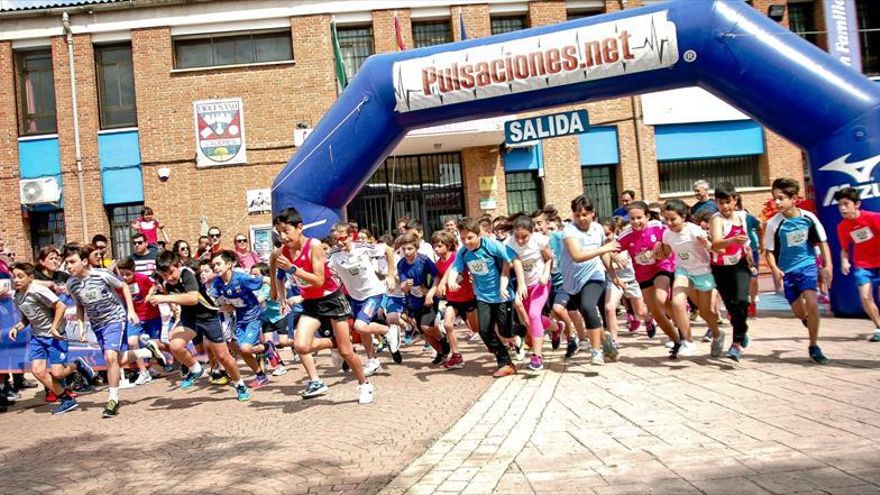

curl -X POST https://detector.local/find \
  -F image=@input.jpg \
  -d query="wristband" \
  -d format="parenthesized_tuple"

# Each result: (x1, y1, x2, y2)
(286, 265, 298, 275)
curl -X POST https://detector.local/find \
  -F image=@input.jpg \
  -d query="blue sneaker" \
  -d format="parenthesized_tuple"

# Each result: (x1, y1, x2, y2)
(809, 345, 828, 364)
(727, 343, 743, 362)
(180, 368, 205, 390)
(742, 333, 750, 349)
(870, 330, 880, 342)
(74, 358, 96, 381)
(403, 328, 414, 346)
(236, 384, 251, 402)
(248, 374, 270, 389)
(52, 397, 78, 415)
(301, 380, 329, 398)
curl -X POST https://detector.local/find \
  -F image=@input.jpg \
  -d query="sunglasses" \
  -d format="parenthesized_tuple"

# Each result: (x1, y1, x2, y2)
(179, 246, 190, 251)
(133, 241, 145, 246)
(209, 234, 221, 238)
(235, 239, 247, 243)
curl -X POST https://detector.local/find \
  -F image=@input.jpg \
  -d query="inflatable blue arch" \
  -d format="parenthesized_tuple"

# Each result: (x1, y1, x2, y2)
(273, 0, 880, 317)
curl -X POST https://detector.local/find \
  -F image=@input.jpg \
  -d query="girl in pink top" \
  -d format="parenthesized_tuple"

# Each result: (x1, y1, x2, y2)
(616, 201, 680, 354)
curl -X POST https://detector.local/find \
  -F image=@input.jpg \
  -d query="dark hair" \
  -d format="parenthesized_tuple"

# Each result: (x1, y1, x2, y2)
(626, 200, 649, 214)
(477, 216, 492, 232)
(116, 258, 136, 271)
(37, 245, 60, 262)
(91, 234, 109, 245)
(63, 243, 93, 261)
(662, 199, 690, 220)
(212, 250, 237, 265)
(530, 210, 544, 219)
(541, 203, 558, 218)
(380, 234, 395, 247)
(397, 232, 419, 248)
(173, 240, 191, 257)
(208, 226, 222, 235)
(772, 177, 801, 198)
(156, 251, 181, 273)
(430, 230, 457, 250)
(252, 262, 270, 276)
(547, 215, 563, 228)
(570, 194, 595, 213)
(405, 219, 424, 232)
(198, 235, 209, 242)
(332, 222, 352, 236)
(693, 209, 715, 224)
(141, 206, 154, 216)
(512, 214, 534, 232)
(714, 181, 739, 200)
(11, 262, 35, 277)
(273, 208, 302, 227)
(833, 186, 861, 204)
(459, 217, 481, 235)
(621, 190, 636, 199)
(132, 232, 146, 243)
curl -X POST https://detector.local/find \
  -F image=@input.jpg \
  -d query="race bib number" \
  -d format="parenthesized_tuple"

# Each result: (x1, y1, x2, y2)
(522, 260, 536, 273)
(140, 221, 155, 230)
(411, 286, 424, 297)
(346, 265, 362, 276)
(224, 297, 246, 308)
(634, 251, 655, 266)
(128, 283, 140, 295)
(677, 251, 691, 261)
(0, 279, 10, 292)
(721, 251, 742, 266)
(786, 229, 808, 247)
(467, 259, 490, 275)
(81, 288, 104, 304)
(851, 226, 874, 244)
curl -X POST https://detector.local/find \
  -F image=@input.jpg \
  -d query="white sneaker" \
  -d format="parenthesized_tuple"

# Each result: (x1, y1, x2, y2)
(386, 324, 401, 354)
(578, 340, 591, 353)
(664, 340, 676, 348)
(134, 371, 153, 386)
(119, 377, 137, 389)
(515, 345, 527, 362)
(330, 350, 344, 370)
(363, 358, 381, 377)
(591, 349, 605, 366)
(272, 365, 288, 377)
(679, 341, 698, 357)
(358, 381, 374, 405)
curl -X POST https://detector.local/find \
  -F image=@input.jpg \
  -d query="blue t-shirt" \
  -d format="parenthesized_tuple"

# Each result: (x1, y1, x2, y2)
(397, 254, 437, 309)
(746, 212, 761, 251)
(691, 200, 718, 216)
(210, 271, 265, 324)
(560, 221, 607, 295)
(452, 238, 516, 304)
(612, 206, 630, 220)
(764, 209, 827, 273)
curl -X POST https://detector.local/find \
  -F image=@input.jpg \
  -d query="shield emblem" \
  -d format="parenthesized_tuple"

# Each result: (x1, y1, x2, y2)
(194, 98, 248, 167)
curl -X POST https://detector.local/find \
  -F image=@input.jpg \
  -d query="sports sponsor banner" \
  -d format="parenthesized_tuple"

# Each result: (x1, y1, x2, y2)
(194, 97, 248, 167)
(394, 11, 679, 113)
(823, 0, 862, 72)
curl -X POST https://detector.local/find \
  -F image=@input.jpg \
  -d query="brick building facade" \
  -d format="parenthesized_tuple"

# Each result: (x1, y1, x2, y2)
(0, 0, 873, 261)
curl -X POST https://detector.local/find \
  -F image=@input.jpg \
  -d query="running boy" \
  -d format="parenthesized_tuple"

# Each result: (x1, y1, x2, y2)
(117, 257, 164, 385)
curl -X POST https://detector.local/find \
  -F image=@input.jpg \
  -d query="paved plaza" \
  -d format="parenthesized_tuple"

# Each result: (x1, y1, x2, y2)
(2, 303, 880, 495)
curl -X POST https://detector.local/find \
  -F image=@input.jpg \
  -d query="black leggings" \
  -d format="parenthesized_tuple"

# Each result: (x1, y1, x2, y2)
(574, 280, 605, 329)
(712, 259, 751, 344)
(477, 300, 514, 367)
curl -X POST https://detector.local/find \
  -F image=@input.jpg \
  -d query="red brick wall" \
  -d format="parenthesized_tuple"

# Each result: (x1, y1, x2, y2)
(0, 42, 30, 259)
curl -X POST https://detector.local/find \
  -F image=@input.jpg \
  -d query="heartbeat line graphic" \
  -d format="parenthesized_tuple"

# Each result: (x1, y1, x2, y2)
(632, 16, 672, 64)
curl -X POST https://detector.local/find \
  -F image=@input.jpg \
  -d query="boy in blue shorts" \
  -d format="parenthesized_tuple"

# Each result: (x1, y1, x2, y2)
(10, 262, 94, 414)
(210, 250, 277, 389)
(64, 245, 165, 417)
(397, 233, 446, 364)
(764, 178, 831, 364)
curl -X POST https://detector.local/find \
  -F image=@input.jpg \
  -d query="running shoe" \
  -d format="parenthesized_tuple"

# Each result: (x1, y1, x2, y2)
(391, 349, 403, 364)
(403, 327, 414, 346)
(363, 358, 381, 377)
(440, 338, 451, 357)
(550, 321, 562, 350)
(748, 302, 757, 318)
(236, 384, 251, 402)
(53, 397, 78, 415)
(248, 374, 270, 389)
(626, 312, 637, 332)
(74, 357, 96, 382)
(645, 320, 657, 338)
(711, 330, 725, 357)
(565, 339, 578, 359)
(358, 381, 374, 405)
(330, 350, 344, 371)
(265, 341, 280, 368)
(271, 365, 288, 377)
(119, 376, 136, 389)
(591, 348, 605, 366)
(871, 330, 880, 342)
(679, 341, 697, 357)
(144, 341, 167, 367)
(431, 351, 445, 365)
(491, 363, 517, 378)
(102, 399, 119, 418)
(603, 331, 619, 362)
(669, 341, 682, 360)
(443, 353, 464, 369)
(612, 340, 621, 350)
(466, 332, 481, 342)
(14, 378, 37, 389)
(742, 333, 751, 349)
(210, 372, 231, 385)
(527, 354, 544, 371)
(342, 360, 351, 373)
(302, 380, 329, 398)
(134, 371, 153, 386)
(180, 368, 205, 390)
(148, 367, 162, 378)
(809, 345, 829, 364)
(579, 340, 591, 354)
(180, 364, 189, 378)
(702, 328, 713, 343)
(515, 345, 527, 362)
(387, 324, 401, 357)
(727, 343, 743, 362)
(45, 389, 58, 403)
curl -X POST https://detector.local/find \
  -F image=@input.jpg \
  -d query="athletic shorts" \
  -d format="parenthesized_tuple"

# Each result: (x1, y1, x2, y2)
(853, 266, 880, 287)
(93, 321, 129, 353)
(414, 304, 438, 328)
(675, 269, 716, 292)
(128, 317, 163, 340)
(783, 263, 819, 304)
(552, 282, 571, 308)
(263, 313, 292, 335)
(179, 315, 226, 345)
(381, 294, 406, 315)
(609, 277, 641, 299)
(234, 319, 263, 346)
(349, 294, 383, 324)
(447, 299, 476, 315)
(301, 290, 351, 321)
(28, 335, 70, 365)
(638, 270, 675, 290)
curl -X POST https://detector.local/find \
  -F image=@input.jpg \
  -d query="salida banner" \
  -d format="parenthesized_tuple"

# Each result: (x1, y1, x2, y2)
(393, 11, 679, 113)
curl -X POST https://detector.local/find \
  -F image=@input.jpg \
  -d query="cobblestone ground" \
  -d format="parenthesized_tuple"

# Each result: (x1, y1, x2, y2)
(382, 314, 880, 495)
(0, 334, 495, 495)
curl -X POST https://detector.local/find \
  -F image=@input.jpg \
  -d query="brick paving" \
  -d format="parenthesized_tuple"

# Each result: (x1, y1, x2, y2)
(0, 337, 495, 495)
(381, 312, 880, 495)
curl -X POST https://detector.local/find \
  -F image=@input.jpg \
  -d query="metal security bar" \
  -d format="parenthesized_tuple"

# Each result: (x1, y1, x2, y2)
(581, 165, 618, 219)
(659, 155, 760, 195)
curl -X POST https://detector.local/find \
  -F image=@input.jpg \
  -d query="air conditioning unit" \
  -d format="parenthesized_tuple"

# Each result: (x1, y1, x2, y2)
(20, 177, 61, 205)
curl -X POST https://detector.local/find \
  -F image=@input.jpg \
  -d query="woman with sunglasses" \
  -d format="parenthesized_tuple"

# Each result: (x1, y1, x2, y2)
(172, 239, 199, 271)
(232, 234, 261, 271)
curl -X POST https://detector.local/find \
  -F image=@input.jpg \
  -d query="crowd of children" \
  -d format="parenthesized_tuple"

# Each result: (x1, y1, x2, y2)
(4, 175, 876, 417)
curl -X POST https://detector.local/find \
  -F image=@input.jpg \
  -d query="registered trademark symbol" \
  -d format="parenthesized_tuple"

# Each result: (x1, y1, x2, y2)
(683, 50, 697, 63)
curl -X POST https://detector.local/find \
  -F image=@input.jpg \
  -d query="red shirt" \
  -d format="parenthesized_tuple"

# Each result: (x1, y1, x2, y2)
(135, 217, 160, 244)
(125, 272, 161, 321)
(436, 252, 474, 303)
(281, 238, 339, 299)
(838, 210, 880, 269)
